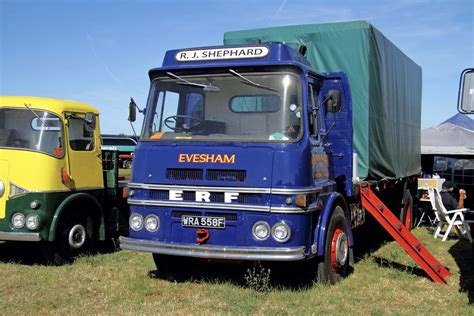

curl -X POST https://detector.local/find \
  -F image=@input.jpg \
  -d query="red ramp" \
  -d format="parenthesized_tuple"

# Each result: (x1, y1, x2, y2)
(360, 183, 451, 285)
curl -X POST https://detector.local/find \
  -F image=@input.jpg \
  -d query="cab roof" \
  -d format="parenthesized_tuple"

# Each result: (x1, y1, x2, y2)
(149, 43, 313, 78)
(0, 96, 99, 115)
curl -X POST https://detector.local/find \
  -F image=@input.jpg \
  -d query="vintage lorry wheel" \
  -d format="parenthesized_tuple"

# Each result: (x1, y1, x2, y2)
(42, 213, 96, 265)
(317, 206, 350, 284)
(400, 190, 414, 230)
(124, 160, 133, 169)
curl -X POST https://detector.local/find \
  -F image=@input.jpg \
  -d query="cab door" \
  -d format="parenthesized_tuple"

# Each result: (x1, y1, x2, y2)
(65, 113, 103, 190)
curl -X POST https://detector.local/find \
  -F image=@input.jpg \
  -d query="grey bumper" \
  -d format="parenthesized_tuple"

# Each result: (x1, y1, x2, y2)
(119, 236, 306, 261)
(0, 232, 41, 242)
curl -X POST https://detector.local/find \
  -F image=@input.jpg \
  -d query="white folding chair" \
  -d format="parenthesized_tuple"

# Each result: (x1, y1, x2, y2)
(427, 187, 472, 243)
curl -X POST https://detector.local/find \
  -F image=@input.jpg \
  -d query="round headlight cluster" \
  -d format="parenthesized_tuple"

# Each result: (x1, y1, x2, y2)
(144, 215, 160, 232)
(26, 214, 39, 230)
(11, 213, 25, 229)
(272, 222, 291, 243)
(129, 213, 143, 231)
(252, 221, 270, 241)
(252, 221, 291, 243)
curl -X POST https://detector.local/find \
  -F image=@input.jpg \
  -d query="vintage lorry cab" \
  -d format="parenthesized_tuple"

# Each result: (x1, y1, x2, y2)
(121, 43, 358, 282)
(0, 96, 128, 264)
(120, 21, 425, 284)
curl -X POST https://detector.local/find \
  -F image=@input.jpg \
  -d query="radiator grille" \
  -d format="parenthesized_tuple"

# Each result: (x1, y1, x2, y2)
(172, 211, 202, 218)
(206, 212, 238, 221)
(206, 169, 247, 182)
(166, 168, 203, 181)
(149, 190, 168, 200)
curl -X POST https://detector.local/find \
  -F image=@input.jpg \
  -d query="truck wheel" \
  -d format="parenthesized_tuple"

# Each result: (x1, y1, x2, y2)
(43, 214, 95, 265)
(400, 190, 413, 230)
(317, 206, 350, 284)
(124, 160, 133, 169)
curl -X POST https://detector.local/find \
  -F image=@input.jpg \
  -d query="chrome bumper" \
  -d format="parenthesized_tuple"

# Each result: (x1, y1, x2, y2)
(119, 236, 306, 261)
(0, 232, 41, 242)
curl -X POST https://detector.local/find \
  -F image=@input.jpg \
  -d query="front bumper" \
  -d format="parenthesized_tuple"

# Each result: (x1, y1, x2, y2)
(0, 232, 41, 242)
(119, 236, 306, 261)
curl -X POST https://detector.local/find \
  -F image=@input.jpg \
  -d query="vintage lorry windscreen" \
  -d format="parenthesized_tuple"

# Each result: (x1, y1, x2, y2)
(141, 71, 303, 142)
(0, 108, 64, 157)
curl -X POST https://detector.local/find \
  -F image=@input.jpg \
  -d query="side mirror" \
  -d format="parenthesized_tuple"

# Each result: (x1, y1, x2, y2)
(129, 98, 137, 122)
(325, 90, 341, 113)
(458, 68, 474, 114)
(84, 112, 96, 132)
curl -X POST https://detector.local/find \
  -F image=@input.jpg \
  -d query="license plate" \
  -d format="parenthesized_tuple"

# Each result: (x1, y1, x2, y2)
(181, 215, 226, 229)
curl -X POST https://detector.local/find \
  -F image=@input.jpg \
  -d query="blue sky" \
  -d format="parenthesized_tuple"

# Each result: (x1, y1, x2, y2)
(1, 0, 473, 134)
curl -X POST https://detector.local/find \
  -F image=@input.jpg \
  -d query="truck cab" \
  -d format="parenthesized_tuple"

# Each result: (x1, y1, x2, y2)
(0, 97, 126, 264)
(121, 44, 356, 283)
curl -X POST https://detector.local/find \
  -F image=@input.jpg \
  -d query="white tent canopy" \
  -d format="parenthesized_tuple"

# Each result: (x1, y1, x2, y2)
(421, 114, 474, 155)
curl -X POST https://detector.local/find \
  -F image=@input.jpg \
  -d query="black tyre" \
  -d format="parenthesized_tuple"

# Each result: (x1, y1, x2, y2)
(400, 190, 414, 230)
(43, 214, 95, 265)
(124, 160, 133, 169)
(317, 206, 350, 284)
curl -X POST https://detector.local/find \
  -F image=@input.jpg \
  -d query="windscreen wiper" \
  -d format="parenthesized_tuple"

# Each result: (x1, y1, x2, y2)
(228, 69, 280, 92)
(166, 72, 220, 92)
(24, 103, 48, 127)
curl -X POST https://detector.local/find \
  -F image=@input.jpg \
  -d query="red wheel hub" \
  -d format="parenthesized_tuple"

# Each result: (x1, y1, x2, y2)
(330, 227, 348, 271)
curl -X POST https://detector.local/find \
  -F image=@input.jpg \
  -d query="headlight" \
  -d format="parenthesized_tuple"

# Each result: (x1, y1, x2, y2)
(272, 222, 291, 243)
(129, 190, 135, 197)
(252, 221, 270, 241)
(26, 214, 39, 230)
(129, 213, 143, 231)
(30, 200, 41, 209)
(0, 180, 5, 198)
(11, 213, 25, 229)
(144, 215, 160, 232)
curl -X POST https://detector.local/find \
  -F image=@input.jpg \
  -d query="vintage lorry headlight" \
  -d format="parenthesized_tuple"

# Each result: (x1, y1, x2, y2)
(26, 214, 39, 230)
(144, 215, 160, 232)
(30, 200, 41, 209)
(252, 221, 270, 241)
(272, 222, 291, 243)
(11, 213, 25, 229)
(129, 214, 143, 231)
(0, 180, 5, 198)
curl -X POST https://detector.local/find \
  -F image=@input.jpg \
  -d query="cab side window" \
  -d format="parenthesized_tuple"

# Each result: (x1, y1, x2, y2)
(68, 117, 94, 151)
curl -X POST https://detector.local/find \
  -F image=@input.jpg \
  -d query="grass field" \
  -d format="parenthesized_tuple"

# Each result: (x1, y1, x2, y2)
(0, 227, 473, 315)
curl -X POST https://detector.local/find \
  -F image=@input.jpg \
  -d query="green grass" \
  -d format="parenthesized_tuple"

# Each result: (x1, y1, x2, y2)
(118, 168, 132, 179)
(0, 227, 473, 314)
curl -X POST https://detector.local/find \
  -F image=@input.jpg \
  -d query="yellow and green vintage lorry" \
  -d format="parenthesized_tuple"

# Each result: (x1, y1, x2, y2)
(0, 96, 128, 264)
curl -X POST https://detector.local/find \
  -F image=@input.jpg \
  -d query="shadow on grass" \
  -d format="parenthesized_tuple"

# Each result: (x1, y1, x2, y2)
(351, 222, 442, 282)
(371, 256, 428, 278)
(0, 241, 50, 265)
(0, 240, 119, 266)
(448, 240, 474, 304)
(147, 258, 323, 291)
(352, 220, 393, 262)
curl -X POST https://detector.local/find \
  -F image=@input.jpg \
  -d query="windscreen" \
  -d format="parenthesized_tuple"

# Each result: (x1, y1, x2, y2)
(141, 70, 303, 142)
(0, 108, 64, 157)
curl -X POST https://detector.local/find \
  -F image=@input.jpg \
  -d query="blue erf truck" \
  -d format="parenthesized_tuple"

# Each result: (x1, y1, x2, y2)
(120, 21, 423, 284)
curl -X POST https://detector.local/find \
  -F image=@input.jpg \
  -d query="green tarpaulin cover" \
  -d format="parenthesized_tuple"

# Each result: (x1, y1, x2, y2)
(224, 21, 422, 180)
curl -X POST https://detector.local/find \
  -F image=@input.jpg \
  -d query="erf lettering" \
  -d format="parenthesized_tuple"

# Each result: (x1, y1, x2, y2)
(168, 190, 239, 203)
